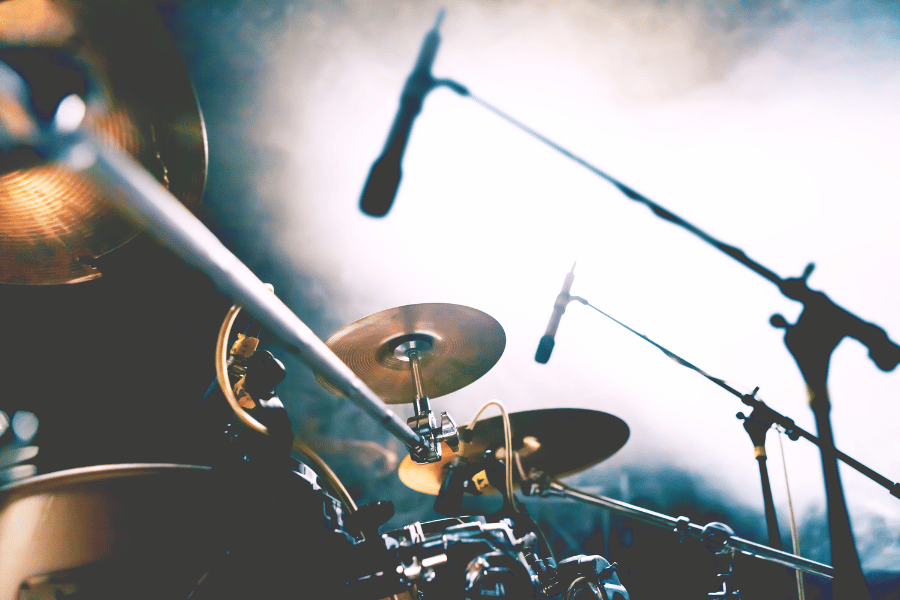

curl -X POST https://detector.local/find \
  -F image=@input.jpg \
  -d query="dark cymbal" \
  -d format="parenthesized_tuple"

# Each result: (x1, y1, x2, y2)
(0, 0, 206, 284)
(398, 408, 629, 495)
(316, 303, 506, 404)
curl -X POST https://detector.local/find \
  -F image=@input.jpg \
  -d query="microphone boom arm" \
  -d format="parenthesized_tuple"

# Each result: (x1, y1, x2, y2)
(434, 77, 888, 598)
(434, 78, 900, 374)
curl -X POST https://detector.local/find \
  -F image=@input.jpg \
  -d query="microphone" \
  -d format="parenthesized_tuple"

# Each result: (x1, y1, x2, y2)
(535, 263, 576, 364)
(360, 9, 445, 217)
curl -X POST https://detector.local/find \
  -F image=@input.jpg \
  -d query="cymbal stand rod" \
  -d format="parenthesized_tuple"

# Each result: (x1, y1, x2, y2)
(395, 338, 460, 462)
(540, 480, 834, 580)
(409, 350, 428, 414)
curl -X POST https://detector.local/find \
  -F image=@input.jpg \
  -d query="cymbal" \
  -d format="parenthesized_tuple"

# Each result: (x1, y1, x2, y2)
(0, 0, 206, 284)
(316, 303, 506, 403)
(398, 408, 629, 495)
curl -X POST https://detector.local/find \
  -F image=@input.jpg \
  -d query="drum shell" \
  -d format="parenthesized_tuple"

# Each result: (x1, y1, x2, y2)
(0, 464, 221, 600)
(0, 462, 356, 600)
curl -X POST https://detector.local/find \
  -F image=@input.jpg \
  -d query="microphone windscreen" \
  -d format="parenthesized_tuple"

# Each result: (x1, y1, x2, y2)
(360, 155, 402, 217)
(535, 335, 555, 364)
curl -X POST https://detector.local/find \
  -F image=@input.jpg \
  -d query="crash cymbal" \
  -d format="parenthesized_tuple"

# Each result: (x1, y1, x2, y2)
(316, 303, 505, 403)
(398, 408, 629, 495)
(0, 0, 206, 284)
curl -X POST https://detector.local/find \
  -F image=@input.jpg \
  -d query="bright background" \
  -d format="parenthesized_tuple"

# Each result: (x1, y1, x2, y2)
(7, 0, 895, 587)
(162, 0, 900, 573)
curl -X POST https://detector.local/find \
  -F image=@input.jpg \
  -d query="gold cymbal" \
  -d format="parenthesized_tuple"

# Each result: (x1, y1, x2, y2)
(398, 408, 629, 495)
(316, 303, 506, 404)
(0, 0, 206, 284)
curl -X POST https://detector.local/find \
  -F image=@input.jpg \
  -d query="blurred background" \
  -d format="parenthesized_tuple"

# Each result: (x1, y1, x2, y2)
(2, 0, 898, 598)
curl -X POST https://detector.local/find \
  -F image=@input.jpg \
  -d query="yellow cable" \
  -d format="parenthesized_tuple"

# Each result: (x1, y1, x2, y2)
(468, 399, 517, 512)
(777, 427, 806, 600)
(215, 304, 357, 514)
(216, 304, 268, 435)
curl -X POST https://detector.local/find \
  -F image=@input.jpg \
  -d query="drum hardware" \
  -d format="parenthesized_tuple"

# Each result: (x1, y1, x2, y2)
(317, 302, 507, 463)
(701, 522, 740, 600)
(521, 474, 835, 582)
(555, 555, 629, 600)
(396, 333, 460, 464)
(206, 304, 365, 516)
(380, 517, 541, 600)
(398, 408, 629, 497)
(373, 516, 631, 600)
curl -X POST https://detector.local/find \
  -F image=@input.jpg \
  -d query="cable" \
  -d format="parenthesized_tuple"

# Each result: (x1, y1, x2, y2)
(216, 304, 269, 435)
(215, 304, 357, 513)
(467, 399, 517, 513)
(777, 426, 805, 600)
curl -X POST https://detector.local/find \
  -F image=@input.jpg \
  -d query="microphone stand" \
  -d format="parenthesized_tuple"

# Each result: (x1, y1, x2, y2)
(736, 405, 782, 552)
(737, 406, 804, 600)
(565, 295, 897, 598)
(424, 76, 899, 598)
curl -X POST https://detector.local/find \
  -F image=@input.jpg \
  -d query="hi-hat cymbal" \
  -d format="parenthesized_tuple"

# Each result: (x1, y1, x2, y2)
(0, 0, 206, 284)
(316, 303, 506, 404)
(398, 408, 629, 495)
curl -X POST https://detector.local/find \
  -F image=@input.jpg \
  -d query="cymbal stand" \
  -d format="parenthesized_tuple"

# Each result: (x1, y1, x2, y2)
(393, 335, 460, 463)
(522, 476, 835, 582)
(427, 74, 900, 597)
(0, 61, 438, 464)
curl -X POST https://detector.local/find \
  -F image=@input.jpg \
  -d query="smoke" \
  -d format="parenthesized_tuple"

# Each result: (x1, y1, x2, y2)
(158, 0, 900, 586)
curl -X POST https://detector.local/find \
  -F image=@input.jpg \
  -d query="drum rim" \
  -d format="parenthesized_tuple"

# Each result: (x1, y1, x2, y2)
(0, 463, 212, 499)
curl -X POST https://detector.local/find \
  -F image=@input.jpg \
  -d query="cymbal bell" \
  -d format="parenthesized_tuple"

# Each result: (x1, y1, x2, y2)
(398, 408, 629, 495)
(316, 303, 506, 404)
(0, 0, 206, 284)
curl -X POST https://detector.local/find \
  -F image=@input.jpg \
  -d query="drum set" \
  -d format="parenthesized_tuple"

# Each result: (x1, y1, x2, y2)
(0, 1, 859, 599)
(0, 296, 835, 600)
